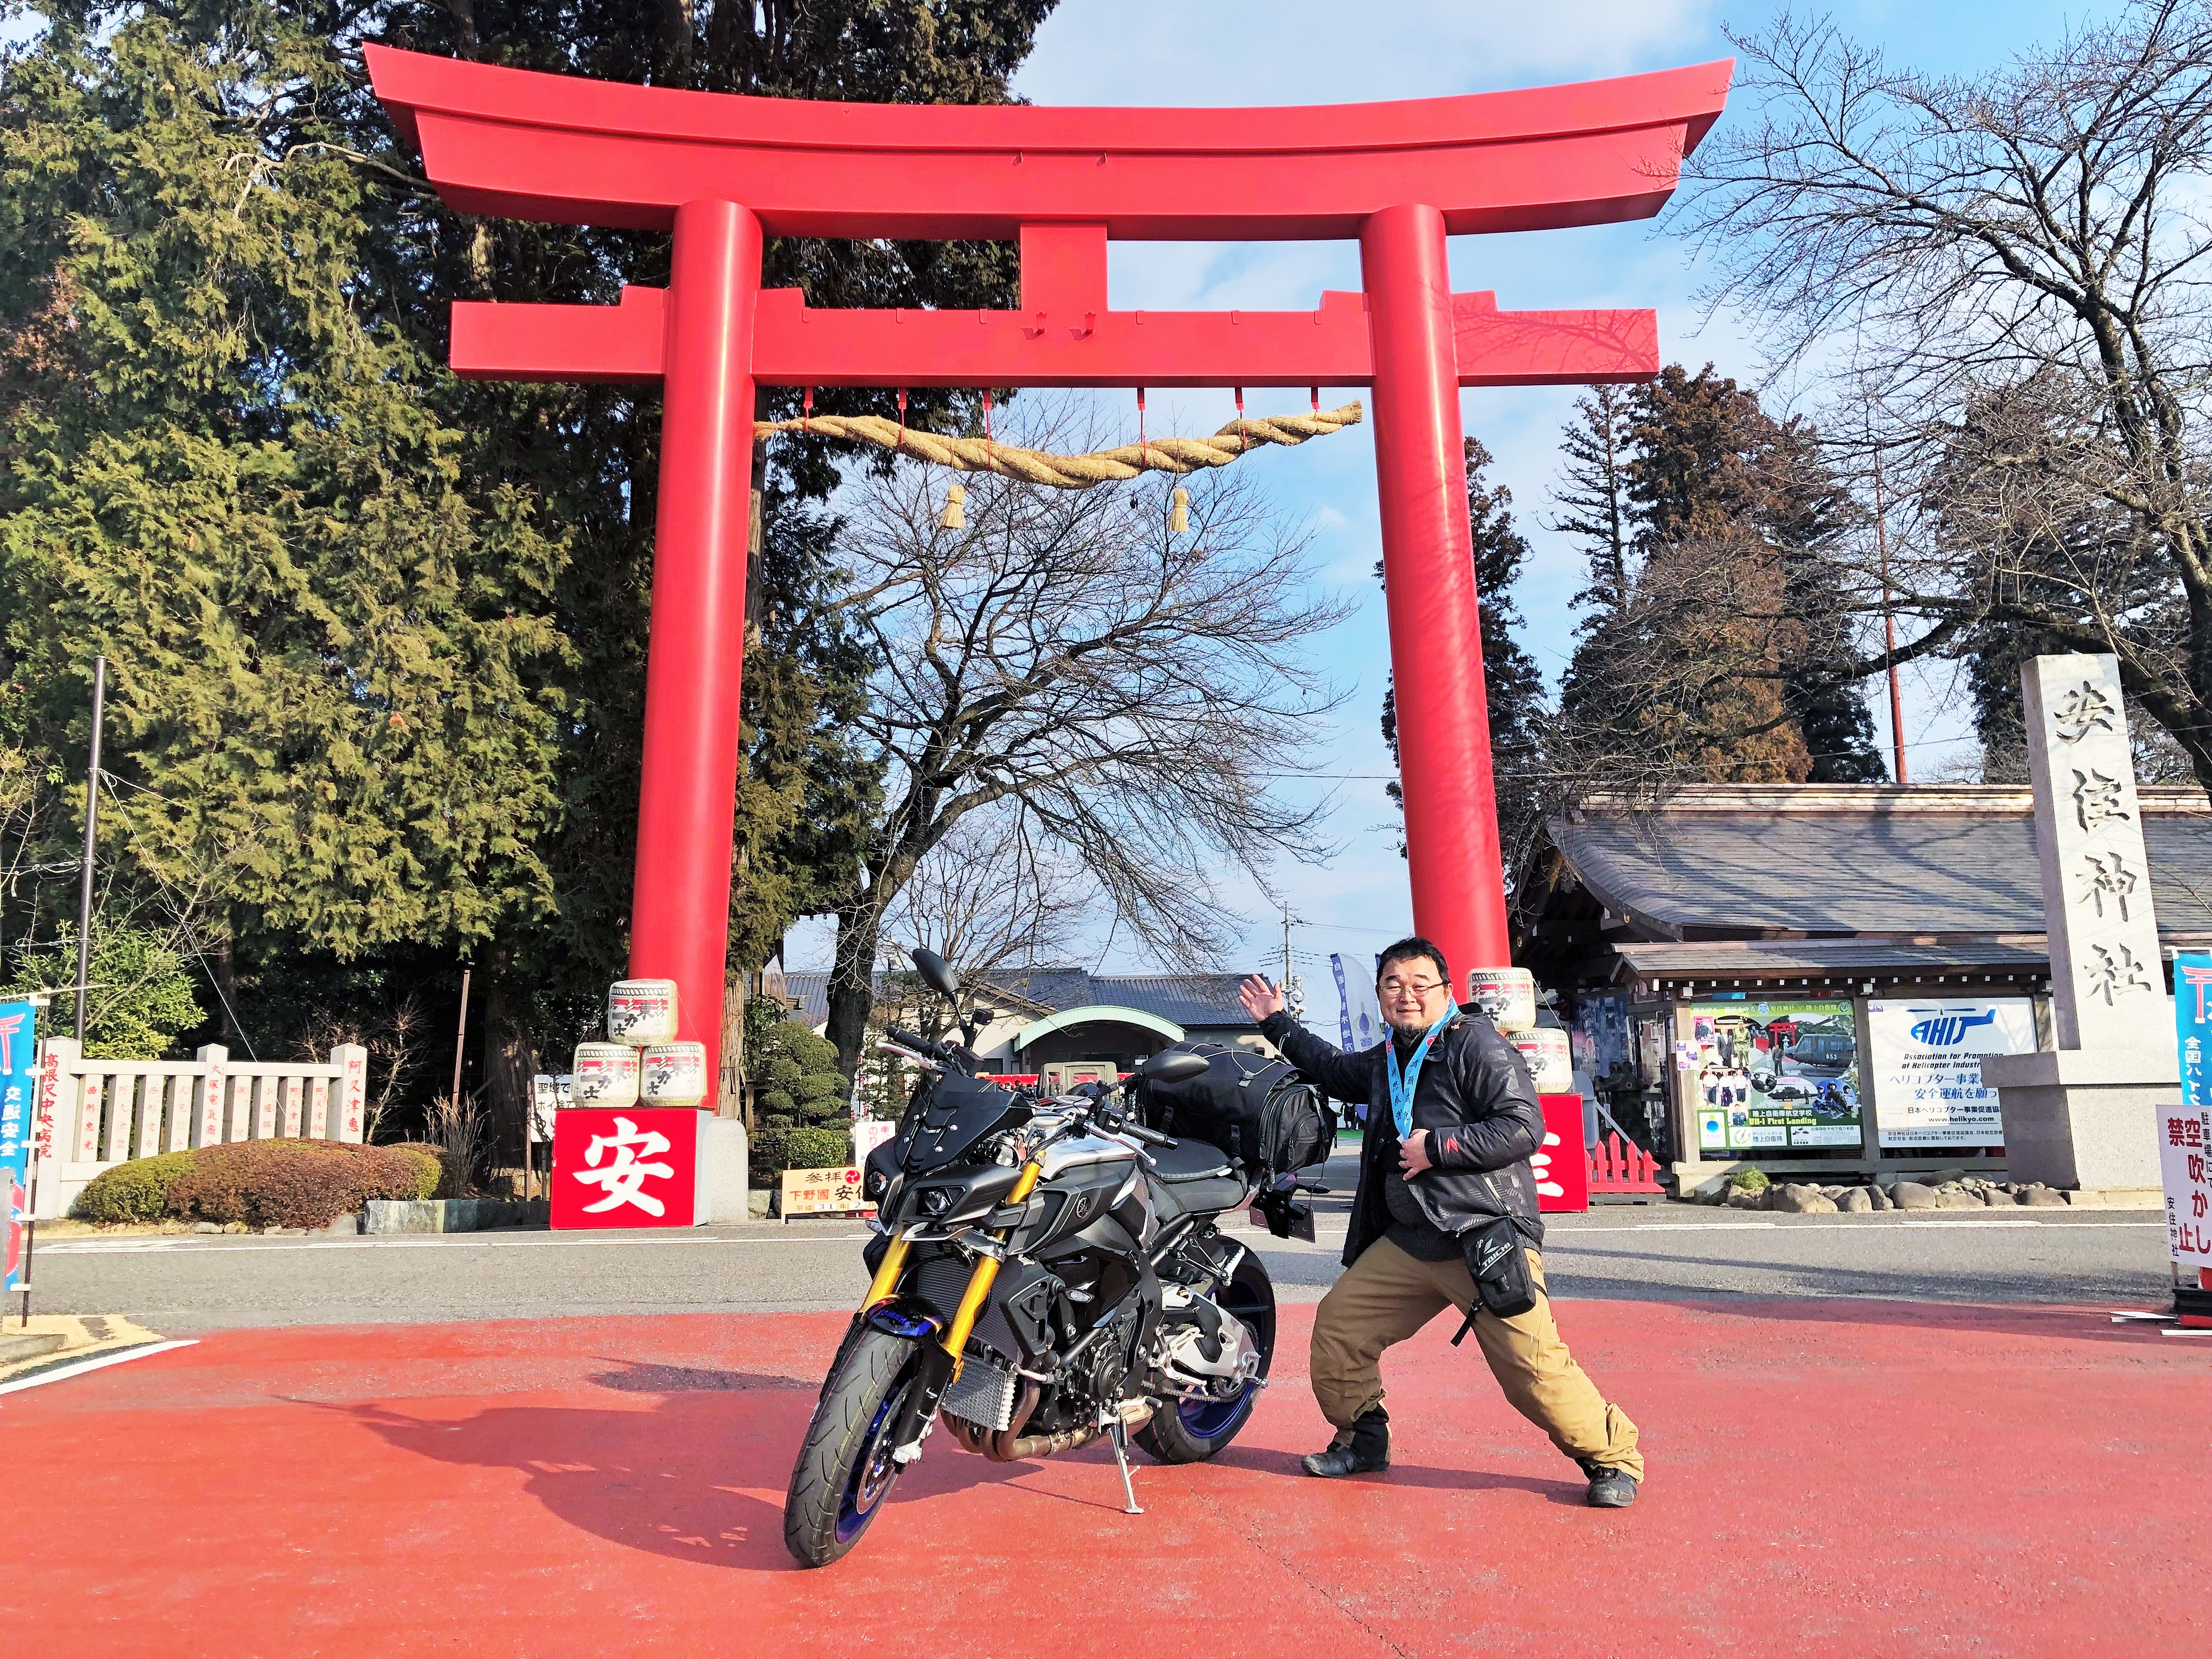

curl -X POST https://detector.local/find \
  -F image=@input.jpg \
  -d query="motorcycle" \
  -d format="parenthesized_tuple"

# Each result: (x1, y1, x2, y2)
(783, 948, 1276, 1567)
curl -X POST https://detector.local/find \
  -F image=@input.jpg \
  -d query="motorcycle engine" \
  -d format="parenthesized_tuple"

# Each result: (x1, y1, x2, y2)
(1148, 1285, 1262, 1400)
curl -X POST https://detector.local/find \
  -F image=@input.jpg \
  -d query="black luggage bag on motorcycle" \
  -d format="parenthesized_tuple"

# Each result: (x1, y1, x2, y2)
(1131, 1042, 1332, 1182)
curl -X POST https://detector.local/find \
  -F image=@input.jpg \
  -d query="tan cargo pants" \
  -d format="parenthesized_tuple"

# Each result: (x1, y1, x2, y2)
(1309, 1234, 1644, 1481)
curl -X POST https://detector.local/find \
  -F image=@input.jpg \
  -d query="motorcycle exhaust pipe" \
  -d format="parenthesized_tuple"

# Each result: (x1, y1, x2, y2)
(991, 1396, 1154, 1463)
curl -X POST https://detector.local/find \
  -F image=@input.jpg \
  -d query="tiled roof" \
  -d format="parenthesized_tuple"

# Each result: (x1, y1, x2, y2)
(1551, 784, 2212, 940)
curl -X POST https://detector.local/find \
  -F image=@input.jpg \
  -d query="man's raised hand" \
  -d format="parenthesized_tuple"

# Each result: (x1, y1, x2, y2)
(1237, 974, 1286, 1022)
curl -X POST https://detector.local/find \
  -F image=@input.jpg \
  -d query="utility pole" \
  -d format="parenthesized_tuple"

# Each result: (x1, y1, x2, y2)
(74, 657, 105, 1042)
(1872, 453, 1909, 786)
(1279, 902, 1306, 1019)
(450, 963, 472, 1106)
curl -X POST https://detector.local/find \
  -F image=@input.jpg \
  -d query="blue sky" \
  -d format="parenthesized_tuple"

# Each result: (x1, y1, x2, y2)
(789, 0, 2132, 988)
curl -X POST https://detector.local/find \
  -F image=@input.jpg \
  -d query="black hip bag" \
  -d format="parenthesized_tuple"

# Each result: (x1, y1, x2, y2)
(1450, 1215, 1537, 1341)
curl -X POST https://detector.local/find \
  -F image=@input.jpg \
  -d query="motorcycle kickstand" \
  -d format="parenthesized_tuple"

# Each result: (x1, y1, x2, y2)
(1107, 1418, 1143, 1516)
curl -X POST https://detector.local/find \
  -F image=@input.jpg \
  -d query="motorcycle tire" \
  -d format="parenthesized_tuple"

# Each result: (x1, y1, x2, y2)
(783, 1327, 920, 1567)
(1136, 1254, 1277, 1465)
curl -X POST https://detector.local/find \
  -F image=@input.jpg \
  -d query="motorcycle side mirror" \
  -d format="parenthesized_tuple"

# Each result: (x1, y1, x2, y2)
(911, 947, 962, 1002)
(1134, 1049, 1209, 1085)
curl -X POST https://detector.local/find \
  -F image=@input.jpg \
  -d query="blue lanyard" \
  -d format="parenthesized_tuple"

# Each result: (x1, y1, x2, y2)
(1386, 1013, 1454, 1138)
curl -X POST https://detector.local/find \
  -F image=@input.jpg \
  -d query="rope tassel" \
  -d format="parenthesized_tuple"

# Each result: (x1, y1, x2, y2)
(1169, 486, 1189, 533)
(940, 482, 966, 529)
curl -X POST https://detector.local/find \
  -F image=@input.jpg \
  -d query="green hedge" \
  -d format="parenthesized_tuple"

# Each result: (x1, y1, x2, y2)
(72, 1151, 200, 1223)
(750, 1125, 853, 1188)
(382, 1141, 460, 1200)
(167, 1140, 435, 1230)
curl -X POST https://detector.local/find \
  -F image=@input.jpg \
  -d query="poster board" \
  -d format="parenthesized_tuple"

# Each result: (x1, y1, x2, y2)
(1686, 999, 1862, 1153)
(1866, 998, 2036, 1149)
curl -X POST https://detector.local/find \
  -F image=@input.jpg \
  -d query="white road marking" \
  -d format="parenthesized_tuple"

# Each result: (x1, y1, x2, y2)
(35, 1217, 2163, 1255)
(0, 1340, 199, 1396)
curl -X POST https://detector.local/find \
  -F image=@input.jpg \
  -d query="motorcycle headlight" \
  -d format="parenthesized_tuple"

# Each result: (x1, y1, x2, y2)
(918, 1186, 953, 1217)
(864, 1166, 889, 1199)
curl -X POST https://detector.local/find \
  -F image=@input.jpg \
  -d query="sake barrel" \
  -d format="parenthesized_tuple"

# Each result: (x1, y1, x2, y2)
(640, 1041, 709, 1107)
(1509, 1028, 1573, 1094)
(571, 1042, 641, 1107)
(607, 978, 679, 1047)
(1464, 967, 1538, 1033)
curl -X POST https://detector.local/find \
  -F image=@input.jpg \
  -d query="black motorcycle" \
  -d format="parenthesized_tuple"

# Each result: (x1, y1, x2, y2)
(783, 950, 1276, 1568)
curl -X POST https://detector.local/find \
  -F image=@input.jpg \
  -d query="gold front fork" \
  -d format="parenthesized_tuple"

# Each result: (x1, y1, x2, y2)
(939, 1156, 1045, 1368)
(861, 1234, 911, 1311)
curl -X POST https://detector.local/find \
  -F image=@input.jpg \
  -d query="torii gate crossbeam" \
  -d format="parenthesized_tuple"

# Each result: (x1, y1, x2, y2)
(368, 47, 1731, 1088)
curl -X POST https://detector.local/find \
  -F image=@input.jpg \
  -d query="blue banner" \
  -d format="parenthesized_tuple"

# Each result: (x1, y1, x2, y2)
(1, 998, 36, 1294)
(2168, 953, 2212, 1269)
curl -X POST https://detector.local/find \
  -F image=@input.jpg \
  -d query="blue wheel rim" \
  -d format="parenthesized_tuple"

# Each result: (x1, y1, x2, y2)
(834, 1374, 911, 1544)
(1178, 1273, 1274, 1442)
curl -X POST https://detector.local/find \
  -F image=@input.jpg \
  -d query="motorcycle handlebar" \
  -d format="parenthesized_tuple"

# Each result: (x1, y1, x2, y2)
(883, 1026, 946, 1062)
(1119, 1120, 1176, 1148)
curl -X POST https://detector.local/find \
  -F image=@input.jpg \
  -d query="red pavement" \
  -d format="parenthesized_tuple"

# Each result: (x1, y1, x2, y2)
(6, 1299, 2205, 1658)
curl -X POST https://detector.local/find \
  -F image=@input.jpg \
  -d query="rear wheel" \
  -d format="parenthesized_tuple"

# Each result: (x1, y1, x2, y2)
(1136, 1255, 1276, 1464)
(783, 1327, 920, 1567)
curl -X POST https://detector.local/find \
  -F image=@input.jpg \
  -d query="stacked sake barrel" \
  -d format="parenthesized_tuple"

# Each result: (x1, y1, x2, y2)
(571, 979, 709, 1107)
(1465, 968, 1571, 1094)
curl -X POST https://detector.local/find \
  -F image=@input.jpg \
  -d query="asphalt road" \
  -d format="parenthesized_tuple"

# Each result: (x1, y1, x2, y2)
(23, 1151, 2176, 1333)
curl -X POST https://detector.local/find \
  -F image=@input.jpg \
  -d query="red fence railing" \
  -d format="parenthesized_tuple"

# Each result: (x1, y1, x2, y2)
(1587, 1132, 1664, 1195)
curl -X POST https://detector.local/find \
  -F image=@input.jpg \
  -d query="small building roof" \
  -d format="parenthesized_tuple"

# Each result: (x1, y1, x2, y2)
(1548, 783, 2212, 940)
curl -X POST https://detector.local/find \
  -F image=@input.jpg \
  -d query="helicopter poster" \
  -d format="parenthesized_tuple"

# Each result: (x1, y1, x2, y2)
(1686, 1000, 1863, 1152)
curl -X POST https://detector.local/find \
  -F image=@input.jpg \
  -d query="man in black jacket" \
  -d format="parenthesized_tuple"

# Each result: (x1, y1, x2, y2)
(1237, 936, 1643, 1507)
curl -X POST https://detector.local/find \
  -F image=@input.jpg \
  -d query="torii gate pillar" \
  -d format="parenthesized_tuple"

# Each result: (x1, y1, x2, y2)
(1363, 204, 1509, 968)
(631, 200, 761, 1051)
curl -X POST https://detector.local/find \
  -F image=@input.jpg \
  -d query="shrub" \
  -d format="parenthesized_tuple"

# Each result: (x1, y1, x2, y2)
(380, 1142, 449, 1199)
(751, 1125, 853, 1188)
(1726, 1168, 1770, 1194)
(73, 1151, 199, 1223)
(167, 1139, 431, 1230)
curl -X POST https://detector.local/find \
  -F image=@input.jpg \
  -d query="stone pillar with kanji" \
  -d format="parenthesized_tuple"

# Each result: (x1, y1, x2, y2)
(1984, 653, 2178, 1195)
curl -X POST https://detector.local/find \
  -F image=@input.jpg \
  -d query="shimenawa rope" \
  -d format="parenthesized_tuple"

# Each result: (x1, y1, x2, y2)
(753, 400, 1364, 490)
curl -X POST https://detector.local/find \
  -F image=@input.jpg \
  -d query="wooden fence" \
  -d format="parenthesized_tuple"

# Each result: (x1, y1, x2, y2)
(29, 1037, 368, 1218)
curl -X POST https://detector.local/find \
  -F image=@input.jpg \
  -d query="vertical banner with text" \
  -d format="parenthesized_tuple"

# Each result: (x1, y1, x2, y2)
(2166, 954, 2212, 1277)
(1, 998, 39, 1294)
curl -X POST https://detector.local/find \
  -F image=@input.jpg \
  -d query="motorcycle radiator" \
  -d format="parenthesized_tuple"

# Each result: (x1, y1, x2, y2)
(941, 1356, 1019, 1430)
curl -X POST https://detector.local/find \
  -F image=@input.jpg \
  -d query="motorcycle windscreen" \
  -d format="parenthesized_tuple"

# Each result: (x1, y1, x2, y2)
(900, 1073, 1028, 1175)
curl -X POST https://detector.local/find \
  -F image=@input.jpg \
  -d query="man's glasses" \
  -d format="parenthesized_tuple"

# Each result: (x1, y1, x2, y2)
(1379, 979, 1444, 997)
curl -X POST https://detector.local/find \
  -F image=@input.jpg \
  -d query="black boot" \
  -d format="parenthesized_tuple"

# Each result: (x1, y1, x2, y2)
(1579, 1458, 1638, 1508)
(1302, 1407, 1389, 1477)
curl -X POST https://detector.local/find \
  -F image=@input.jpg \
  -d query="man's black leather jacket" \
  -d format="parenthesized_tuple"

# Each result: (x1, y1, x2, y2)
(1259, 1008, 1547, 1265)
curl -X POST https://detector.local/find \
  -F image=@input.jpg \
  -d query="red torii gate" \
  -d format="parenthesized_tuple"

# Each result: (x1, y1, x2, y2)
(368, 47, 1730, 1086)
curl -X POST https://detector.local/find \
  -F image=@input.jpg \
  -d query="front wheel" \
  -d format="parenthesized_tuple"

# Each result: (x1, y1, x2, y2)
(783, 1327, 920, 1567)
(1136, 1254, 1277, 1464)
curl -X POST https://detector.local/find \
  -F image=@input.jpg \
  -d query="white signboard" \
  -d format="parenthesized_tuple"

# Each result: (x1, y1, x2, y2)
(853, 1117, 896, 1164)
(1866, 998, 2038, 1149)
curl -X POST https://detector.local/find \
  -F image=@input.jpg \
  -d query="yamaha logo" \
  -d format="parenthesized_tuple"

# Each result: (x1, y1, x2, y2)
(1907, 1008, 1998, 1045)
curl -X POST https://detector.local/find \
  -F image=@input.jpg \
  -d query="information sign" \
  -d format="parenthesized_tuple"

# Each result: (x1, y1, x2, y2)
(2165, 953, 2212, 1273)
(1866, 998, 2037, 1149)
(1686, 999, 1861, 1152)
(780, 1165, 872, 1222)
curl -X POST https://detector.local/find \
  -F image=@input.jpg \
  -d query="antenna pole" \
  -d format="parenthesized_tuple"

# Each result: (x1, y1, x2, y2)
(74, 657, 105, 1043)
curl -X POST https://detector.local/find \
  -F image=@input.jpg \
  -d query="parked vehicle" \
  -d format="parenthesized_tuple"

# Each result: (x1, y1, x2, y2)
(782, 949, 1296, 1567)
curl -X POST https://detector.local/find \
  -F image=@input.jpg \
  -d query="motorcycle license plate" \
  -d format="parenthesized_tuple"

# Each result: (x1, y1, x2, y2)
(1250, 1203, 1316, 1243)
